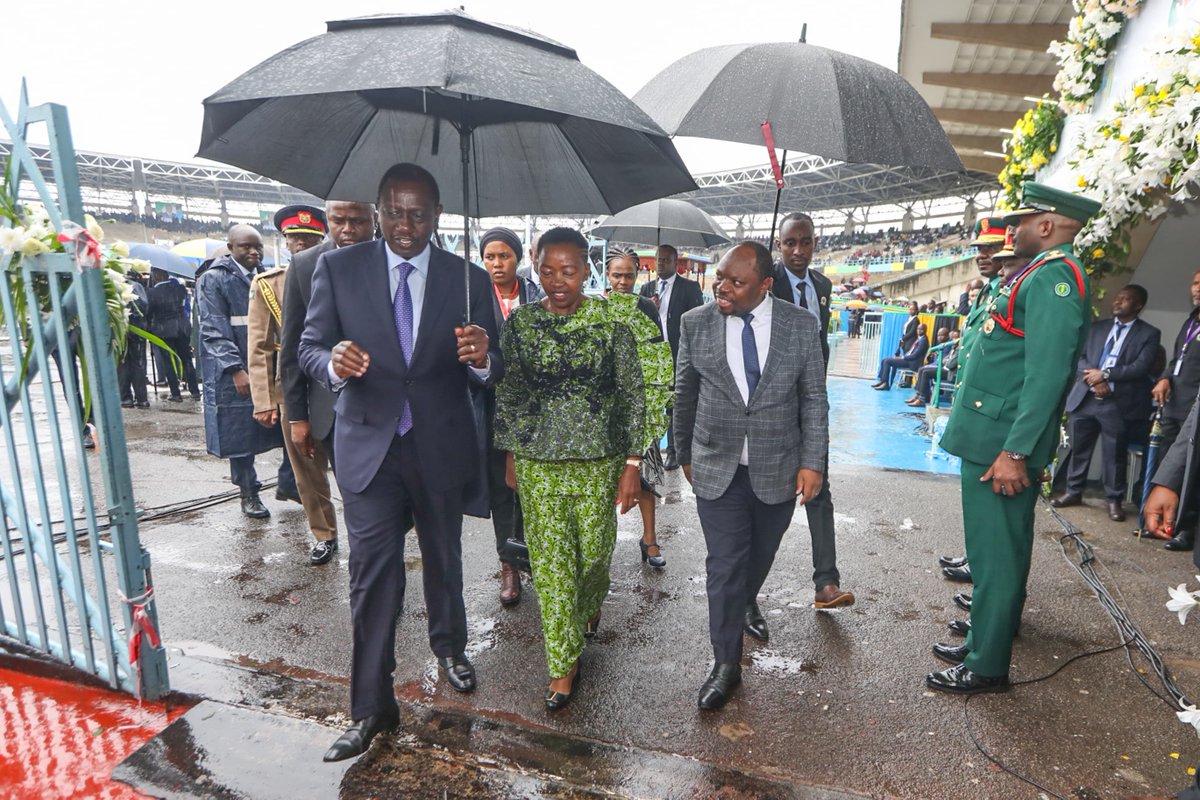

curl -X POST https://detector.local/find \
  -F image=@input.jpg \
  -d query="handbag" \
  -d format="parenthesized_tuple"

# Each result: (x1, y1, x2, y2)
(502, 535, 532, 574)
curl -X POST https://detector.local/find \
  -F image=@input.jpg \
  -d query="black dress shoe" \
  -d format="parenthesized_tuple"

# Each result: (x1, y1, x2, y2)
(1050, 492, 1082, 508)
(698, 663, 742, 710)
(1106, 500, 1125, 522)
(947, 619, 971, 636)
(743, 602, 769, 642)
(938, 555, 968, 569)
(926, 663, 1009, 695)
(437, 654, 477, 692)
(931, 642, 969, 665)
(120, 399, 135, 409)
(323, 710, 399, 762)
(942, 565, 972, 583)
(1165, 529, 1196, 551)
(276, 486, 302, 503)
(953, 592, 972, 611)
(544, 661, 581, 711)
(240, 491, 270, 519)
(310, 539, 338, 565)
(662, 450, 680, 470)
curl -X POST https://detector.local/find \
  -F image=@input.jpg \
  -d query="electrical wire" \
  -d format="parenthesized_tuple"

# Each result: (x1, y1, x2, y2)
(957, 497, 1191, 798)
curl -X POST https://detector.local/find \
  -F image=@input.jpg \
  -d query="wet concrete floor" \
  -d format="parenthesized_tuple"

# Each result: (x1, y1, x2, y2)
(15, 377, 1200, 798)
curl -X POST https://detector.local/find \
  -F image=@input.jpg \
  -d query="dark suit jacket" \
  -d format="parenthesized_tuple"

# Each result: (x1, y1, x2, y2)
(298, 241, 502, 495)
(899, 315, 920, 351)
(1065, 316, 1160, 420)
(899, 335, 929, 368)
(771, 262, 832, 366)
(1162, 308, 1200, 422)
(282, 239, 336, 440)
(639, 274, 704, 359)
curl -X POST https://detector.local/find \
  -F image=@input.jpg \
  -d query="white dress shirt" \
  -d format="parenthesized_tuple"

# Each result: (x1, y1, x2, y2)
(786, 268, 818, 319)
(656, 273, 676, 338)
(724, 294, 773, 465)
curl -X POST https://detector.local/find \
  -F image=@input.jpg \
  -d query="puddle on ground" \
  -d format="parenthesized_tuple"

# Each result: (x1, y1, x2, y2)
(750, 649, 818, 676)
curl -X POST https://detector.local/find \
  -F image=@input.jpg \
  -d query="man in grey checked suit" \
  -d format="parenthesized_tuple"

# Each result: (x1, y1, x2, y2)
(674, 241, 830, 710)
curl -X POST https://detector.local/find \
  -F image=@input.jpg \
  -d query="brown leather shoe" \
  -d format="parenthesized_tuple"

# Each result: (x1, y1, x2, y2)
(1106, 500, 1125, 522)
(814, 584, 855, 609)
(499, 562, 521, 607)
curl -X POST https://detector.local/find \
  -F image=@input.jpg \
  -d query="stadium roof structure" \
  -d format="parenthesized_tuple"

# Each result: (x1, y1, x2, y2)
(678, 154, 997, 217)
(899, 0, 1073, 174)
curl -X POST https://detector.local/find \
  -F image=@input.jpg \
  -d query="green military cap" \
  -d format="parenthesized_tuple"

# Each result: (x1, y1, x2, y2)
(1000, 181, 1101, 226)
(969, 215, 1008, 246)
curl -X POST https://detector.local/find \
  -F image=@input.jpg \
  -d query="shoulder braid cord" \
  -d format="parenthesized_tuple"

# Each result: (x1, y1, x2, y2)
(990, 256, 1086, 339)
(254, 277, 284, 351)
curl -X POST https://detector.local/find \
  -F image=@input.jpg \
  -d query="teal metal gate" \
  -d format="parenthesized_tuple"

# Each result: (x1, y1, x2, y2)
(0, 86, 168, 699)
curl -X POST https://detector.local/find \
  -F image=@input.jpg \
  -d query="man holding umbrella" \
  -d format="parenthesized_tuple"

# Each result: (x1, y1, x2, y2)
(300, 163, 500, 762)
(639, 244, 704, 470)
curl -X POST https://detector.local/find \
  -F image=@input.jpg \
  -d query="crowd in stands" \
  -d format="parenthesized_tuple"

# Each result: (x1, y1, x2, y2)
(87, 210, 256, 237)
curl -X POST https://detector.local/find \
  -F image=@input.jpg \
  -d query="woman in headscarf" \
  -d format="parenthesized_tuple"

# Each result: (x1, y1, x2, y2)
(495, 228, 667, 710)
(604, 246, 673, 569)
(480, 227, 540, 607)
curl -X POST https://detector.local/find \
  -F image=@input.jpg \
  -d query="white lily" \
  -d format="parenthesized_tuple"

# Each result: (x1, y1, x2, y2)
(1177, 703, 1200, 735)
(1166, 582, 1200, 625)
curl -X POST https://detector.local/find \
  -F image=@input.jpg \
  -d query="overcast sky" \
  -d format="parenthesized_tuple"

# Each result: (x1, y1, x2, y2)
(2, 0, 901, 175)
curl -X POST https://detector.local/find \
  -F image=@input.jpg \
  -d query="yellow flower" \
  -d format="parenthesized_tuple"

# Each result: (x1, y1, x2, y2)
(1133, 84, 1146, 97)
(20, 237, 51, 257)
(1091, 248, 1105, 259)
(1050, 144, 1057, 153)
(1078, 175, 1088, 187)
(84, 213, 104, 242)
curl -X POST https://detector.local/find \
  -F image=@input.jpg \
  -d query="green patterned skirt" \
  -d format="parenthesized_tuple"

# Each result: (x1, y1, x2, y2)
(514, 454, 624, 678)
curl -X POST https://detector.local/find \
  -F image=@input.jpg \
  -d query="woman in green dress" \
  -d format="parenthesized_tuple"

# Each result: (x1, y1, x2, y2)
(494, 227, 654, 710)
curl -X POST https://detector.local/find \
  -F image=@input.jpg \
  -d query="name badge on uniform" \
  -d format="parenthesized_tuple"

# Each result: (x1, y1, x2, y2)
(1177, 359, 1185, 376)
(1102, 355, 1118, 369)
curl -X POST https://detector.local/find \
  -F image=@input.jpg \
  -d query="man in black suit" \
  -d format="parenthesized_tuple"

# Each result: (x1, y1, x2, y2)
(1052, 285, 1160, 521)
(639, 244, 704, 469)
(1150, 270, 1200, 550)
(280, 200, 376, 564)
(771, 212, 855, 617)
(299, 164, 501, 762)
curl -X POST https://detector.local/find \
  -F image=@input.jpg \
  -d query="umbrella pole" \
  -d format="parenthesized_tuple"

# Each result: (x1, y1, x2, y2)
(767, 150, 789, 247)
(460, 125, 473, 325)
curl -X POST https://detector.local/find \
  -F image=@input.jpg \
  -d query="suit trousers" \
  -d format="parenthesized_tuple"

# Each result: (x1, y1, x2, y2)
(279, 402, 337, 543)
(341, 432, 468, 721)
(1065, 395, 1130, 500)
(230, 448, 293, 493)
(804, 454, 840, 589)
(697, 465, 797, 663)
(876, 356, 919, 387)
(117, 334, 148, 404)
(157, 335, 200, 398)
(961, 458, 1038, 677)
(488, 445, 524, 562)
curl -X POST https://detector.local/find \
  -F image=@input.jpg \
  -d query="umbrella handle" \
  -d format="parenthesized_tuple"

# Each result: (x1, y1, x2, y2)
(460, 124, 473, 325)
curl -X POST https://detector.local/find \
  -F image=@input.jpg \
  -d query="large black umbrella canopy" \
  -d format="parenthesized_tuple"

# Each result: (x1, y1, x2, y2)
(197, 10, 697, 216)
(633, 41, 963, 172)
(591, 198, 731, 248)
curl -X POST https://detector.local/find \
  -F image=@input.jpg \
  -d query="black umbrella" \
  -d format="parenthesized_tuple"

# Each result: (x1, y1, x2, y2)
(590, 198, 731, 249)
(197, 10, 697, 320)
(633, 36, 963, 243)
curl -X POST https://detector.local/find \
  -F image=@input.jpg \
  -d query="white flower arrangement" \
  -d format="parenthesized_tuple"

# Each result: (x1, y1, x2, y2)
(1071, 27, 1200, 262)
(1049, 0, 1145, 113)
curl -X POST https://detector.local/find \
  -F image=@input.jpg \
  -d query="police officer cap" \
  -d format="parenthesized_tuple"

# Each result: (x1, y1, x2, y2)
(1000, 182, 1101, 226)
(273, 204, 327, 236)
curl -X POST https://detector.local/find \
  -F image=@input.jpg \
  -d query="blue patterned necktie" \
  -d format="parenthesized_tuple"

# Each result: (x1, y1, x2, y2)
(394, 261, 414, 436)
(741, 312, 760, 401)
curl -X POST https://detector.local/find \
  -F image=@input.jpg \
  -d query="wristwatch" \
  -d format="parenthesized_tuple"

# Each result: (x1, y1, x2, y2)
(1003, 450, 1027, 461)
(1101, 368, 1111, 381)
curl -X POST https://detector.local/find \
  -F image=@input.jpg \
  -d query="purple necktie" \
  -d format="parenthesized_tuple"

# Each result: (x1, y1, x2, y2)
(394, 261, 414, 436)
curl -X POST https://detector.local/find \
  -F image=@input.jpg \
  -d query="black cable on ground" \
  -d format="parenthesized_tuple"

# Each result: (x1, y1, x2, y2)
(957, 496, 1191, 798)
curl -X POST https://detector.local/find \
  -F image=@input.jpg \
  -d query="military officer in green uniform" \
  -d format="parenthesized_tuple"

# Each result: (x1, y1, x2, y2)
(926, 182, 1100, 695)
(937, 215, 1010, 589)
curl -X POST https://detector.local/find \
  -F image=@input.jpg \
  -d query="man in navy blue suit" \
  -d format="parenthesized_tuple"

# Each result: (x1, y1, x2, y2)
(299, 163, 502, 762)
(1052, 284, 1160, 521)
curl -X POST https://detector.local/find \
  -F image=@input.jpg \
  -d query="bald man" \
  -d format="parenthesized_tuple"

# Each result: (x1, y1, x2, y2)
(197, 224, 288, 518)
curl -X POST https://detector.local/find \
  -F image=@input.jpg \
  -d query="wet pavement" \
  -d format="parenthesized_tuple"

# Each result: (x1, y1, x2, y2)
(9, 377, 1200, 798)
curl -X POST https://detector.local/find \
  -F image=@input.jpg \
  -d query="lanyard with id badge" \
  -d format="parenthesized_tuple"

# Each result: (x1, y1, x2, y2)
(1175, 318, 1200, 376)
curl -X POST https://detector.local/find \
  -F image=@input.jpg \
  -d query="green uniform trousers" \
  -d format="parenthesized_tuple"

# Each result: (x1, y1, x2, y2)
(960, 458, 1039, 677)
(515, 455, 623, 678)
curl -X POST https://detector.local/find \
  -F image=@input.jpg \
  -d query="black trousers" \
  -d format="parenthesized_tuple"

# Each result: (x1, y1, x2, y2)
(1065, 395, 1130, 501)
(487, 445, 523, 563)
(696, 466, 796, 663)
(341, 433, 468, 720)
(117, 335, 148, 404)
(230, 450, 293, 493)
(804, 454, 840, 590)
(155, 336, 199, 397)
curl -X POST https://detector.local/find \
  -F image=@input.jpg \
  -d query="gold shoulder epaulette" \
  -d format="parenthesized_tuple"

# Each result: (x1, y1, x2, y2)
(1044, 250, 1065, 260)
